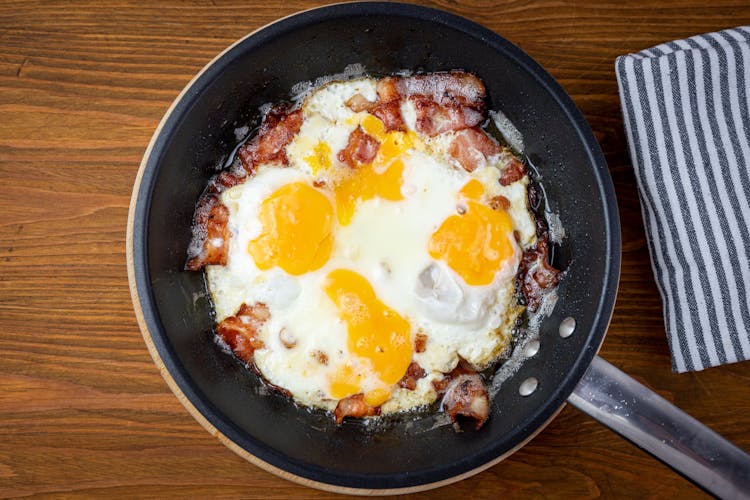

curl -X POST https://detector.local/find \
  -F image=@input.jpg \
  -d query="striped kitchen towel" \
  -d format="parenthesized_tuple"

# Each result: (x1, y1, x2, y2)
(615, 27, 750, 373)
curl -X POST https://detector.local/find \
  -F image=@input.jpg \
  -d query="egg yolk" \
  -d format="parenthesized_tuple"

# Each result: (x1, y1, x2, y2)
(428, 181, 515, 286)
(335, 116, 420, 225)
(459, 178, 485, 200)
(304, 141, 332, 175)
(324, 269, 413, 401)
(248, 182, 334, 275)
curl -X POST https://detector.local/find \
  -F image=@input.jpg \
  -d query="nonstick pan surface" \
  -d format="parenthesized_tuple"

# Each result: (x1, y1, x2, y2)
(127, 2, 620, 493)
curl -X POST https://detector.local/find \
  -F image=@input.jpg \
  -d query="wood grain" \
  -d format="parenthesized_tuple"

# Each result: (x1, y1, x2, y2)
(2, 0, 749, 497)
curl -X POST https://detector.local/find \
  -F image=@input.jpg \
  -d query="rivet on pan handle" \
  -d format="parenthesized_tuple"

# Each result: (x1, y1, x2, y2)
(569, 356, 750, 499)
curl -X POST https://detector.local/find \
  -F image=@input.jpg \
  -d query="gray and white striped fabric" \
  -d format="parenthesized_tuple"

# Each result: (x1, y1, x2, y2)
(615, 26, 750, 373)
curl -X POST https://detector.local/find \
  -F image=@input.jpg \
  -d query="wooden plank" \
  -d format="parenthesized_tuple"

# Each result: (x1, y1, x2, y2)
(1, 0, 749, 497)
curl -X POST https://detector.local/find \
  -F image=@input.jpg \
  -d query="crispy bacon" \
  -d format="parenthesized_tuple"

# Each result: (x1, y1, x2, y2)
(518, 236, 561, 312)
(370, 101, 405, 132)
(371, 73, 486, 135)
(346, 93, 375, 112)
(411, 95, 484, 137)
(375, 77, 401, 103)
(448, 127, 501, 172)
(435, 359, 490, 430)
(237, 106, 302, 173)
(489, 195, 511, 211)
(211, 170, 246, 192)
(394, 72, 486, 107)
(216, 303, 269, 363)
(414, 333, 428, 354)
(337, 126, 380, 167)
(371, 79, 405, 132)
(185, 195, 230, 271)
(397, 362, 426, 390)
(378, 72, 486, 137)
(499, 155, 527, 186)
(334, 394, 381, 424)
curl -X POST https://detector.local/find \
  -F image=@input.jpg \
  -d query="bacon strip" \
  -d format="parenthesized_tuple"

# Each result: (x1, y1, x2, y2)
(337, 126, 380, 167)
(410, 95, 482, 137)
(518, 236, 561, 312)
(370, 101, 405, 132)
(375, 77, 401, 103)
(334, 393, 381, 424)
(381, 72, 486, 137)
(237, 106, 302, 173)
(216, 303, 269, 363)
(434, 359, 490, 430)
(185, 195, 230, 271)
(211, 170, 246, 192)
(393, 72, 486, 107)
(448, 127, 501, 172)
(397, 362, 426, 390)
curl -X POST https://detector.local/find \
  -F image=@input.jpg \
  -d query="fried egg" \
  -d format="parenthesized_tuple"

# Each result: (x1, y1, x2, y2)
(206, 78, 537, 414)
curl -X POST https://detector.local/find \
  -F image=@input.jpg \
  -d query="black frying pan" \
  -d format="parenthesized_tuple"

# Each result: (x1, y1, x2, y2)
(126, 3, 750, 495)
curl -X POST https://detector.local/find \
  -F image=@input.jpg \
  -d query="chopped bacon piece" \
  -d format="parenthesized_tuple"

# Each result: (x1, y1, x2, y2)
(414, 333, 428, 353)
(185, 196, 230, 271)
(334, 393, 381, 424)
(216, 303, 268, 363)
(435, 359, 490, 430)
(411, 95, 485, 136)
(442, 373, 490, 430)
(237, 106, 302, 173)
(337, 126, 380, 167)
(489, 195, 511, 211)
(448, 128, 501, 172)
(370, 101, 405, 132)
(518, 237, 561, 312)
(499, 156, 527, 186)
(398, 362, 426, 390)
(346, 93, 375, 112)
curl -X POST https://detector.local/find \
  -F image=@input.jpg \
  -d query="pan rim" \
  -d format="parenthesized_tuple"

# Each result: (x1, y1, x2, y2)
(126, 1, 621, 493)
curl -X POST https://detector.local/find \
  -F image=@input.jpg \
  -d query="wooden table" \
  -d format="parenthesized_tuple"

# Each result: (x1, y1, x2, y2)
(2, 1, 749, 497)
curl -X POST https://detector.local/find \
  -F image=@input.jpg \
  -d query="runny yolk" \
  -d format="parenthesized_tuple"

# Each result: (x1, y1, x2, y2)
(304, 141, 332, 175)
(428, 180, 515, 286)
(335, 115, 419, 225)
(248, 182, 334, 275)
(324, 269, 413, 402)
(459, 178, 485, 200)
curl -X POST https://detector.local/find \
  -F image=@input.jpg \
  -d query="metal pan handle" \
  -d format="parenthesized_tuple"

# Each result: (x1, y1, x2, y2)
(568, 355, 750, 499)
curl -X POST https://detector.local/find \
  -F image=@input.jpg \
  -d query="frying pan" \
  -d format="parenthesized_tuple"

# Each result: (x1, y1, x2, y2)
(126, 2, 750, 496)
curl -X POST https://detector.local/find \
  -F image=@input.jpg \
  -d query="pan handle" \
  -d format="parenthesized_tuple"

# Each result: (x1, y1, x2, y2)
(567, 355, 750, 499)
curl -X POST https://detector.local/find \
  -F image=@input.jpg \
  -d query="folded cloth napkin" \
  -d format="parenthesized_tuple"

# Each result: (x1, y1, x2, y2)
(615, 27, 750, 373)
